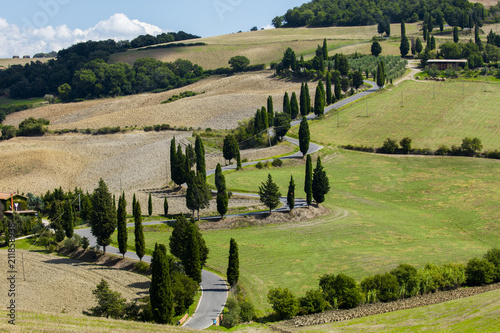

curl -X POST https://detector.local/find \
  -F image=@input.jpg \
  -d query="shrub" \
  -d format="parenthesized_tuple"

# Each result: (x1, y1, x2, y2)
(272, 158, 283, 167)
(465, 257, 495, 286)
(399, 137, 412, 154)
(134, 261, 150, 273)
(255, 161, 264, 169)
(360, 273, 399, 302)
(17, 117, 50, 136)
(390, 264, 420, 298)
(62, 235, 82, 251)
(239, 298, 256, 322)
(319, 273, 362, 309)
(81, 236, 90, 250)
(267, 288, 299, 319)
(222, 296, 240, 328)
(299, 289, 330, 315)
(435, 145, 450, 155)
(381, 138, 398, 154)
(461, 137, 483, 157)
(484, 248, 500, 282)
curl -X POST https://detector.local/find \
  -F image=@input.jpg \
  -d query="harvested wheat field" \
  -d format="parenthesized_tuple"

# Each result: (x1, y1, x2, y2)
(4, 71, 304, 131)
(0, 250, 150, 315)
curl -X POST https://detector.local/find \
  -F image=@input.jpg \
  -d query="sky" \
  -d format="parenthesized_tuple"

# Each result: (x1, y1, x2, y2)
(0, 0, 307, 58)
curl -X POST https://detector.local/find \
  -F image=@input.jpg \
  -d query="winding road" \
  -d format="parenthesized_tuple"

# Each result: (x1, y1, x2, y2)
(75, 79, 380, 330)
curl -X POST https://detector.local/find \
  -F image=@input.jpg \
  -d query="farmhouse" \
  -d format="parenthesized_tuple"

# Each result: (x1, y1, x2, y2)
(427, 59, 468, 70)
(0, 193, 37, 218)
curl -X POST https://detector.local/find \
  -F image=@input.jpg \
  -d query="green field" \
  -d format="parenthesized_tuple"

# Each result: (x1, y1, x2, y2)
(295, 80, 500, 151)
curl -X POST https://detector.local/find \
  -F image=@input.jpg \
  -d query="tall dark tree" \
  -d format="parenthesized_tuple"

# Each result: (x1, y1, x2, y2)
(305, 82, 312, 114)
(261, 106, 269, 129)
(438, 12, 444, 32)
(423, 25, 428, 42)
(283, 92, 291, 115)
(299, 117, 310, 158)
(254, 108, 264, 134)
(300, 83, 307, 116)
(163, 196, 169, 217)
(148, 192, 153, 217)
(215, 163, 229, 219)
(150, 243, 173, 324)
(352, 70, 364, 91)
(183, 223, 202, 283)
(290, 92, 299, 119)
(62, 199, 75, 239)
(326, 72, 333, 105)
(322, 38, 328, 60)
(223, 134, 239, 165)
(334, 75, 342, 101)
(258, 174, 282, 214)
(304, 155, 313, 207)
(312, 157, 330, 205)
(287, 176, 295, 211)
(401, 20, 406, 37)
(475, 24, 482, 47)
(169, 216, 189, 261)
(371, 41, 382, 57)
(376, 61, 385, 88)
(186, 171, 211, 221)
(236, 150, 242, 170)
(267, 96, 274, 126)
(453, 27, 459, 43)
(415, 37, 423, 53)
(226, 238, 240, 287)
(117, 192, 128, 258)
(282, 47, 296, 70)
(217, 190, 228, 219)
(134, 201, 145, 261)
(170, 137, 176, 184)
(195, 135, 206, 181)
(215, 163, 226, 194)
(185, 144, 196, 170)
(430, 36, 436, 50)
(274, 112, 291, 141)
(314, 81, 325, 116)
(400, 36, 410, 57)
(132, 194, 137, 215)
(90, 179, 116, 254)
(174, 144, 187, 186)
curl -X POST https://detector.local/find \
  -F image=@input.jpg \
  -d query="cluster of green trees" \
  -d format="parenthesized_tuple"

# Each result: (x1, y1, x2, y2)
(0, 117, 50, 140)
(273, 0, 487, 29)
(130, 31, 200, 49)
(267, 248, 500, 319)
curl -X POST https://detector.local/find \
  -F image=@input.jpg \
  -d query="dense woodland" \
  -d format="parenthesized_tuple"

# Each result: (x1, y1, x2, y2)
(274, 0, 494, 28)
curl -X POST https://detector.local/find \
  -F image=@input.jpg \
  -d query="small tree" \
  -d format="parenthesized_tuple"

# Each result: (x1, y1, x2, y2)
(170, 137, 177, 184)
(134, 201, 145, 261)
(466, 257, 495, 286)
(382, 138, 398, 154)
(453, 27, 459, 43)
(304, 155, 313, 206)
(312, 157, 330, 205)
(299, 117, 310, 158)
(461, 137, 483, 157)
(148, 193, 153, 217)
(283, 92, 291, 115)
(228, 56, 250, 71)
(290, 92, 299, 119)
(258, 174, 282, 214)
(305, 82, 312, 114)
(88, 279, 126, 319)
(150, 243, 173, 324)
(371, 41, 382, 57)
(400, 137, 412, 154)
(267, 288, 299, 319)
(90, 179, 116, 254)
(287, 176, 295, 211)
(223, 134, 239, 165)
(227, 238, 240, 287)
(163, 197, 169, 217)
(117, 193, 128, 258)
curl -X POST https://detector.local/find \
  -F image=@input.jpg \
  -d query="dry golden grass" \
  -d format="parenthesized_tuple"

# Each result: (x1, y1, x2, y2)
(0, 57, 54, 68)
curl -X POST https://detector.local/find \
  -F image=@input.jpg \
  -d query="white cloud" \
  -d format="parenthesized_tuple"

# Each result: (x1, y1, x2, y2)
(261, 24, 275, 30)
(0, 13, 167, 58)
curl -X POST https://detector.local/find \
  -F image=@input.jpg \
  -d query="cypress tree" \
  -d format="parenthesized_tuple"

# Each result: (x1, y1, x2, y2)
(314, 82, 325, 116)
(305, 155, 313, 206)
(261, 106, 269, 129)
(254, 108, 263, 134)
(300, 83, 307, 116)
(400, 36, 410, 57)
(170, 137, 176, 184)
(217, 191, 228, 219)
(174, 145, 186, 186)
(134, 201, 145, 261)
(117, 192, 127, 258)
(236, 150, 242, 170)
(186, 171, 211, 221)
(430, 36, 436, 50)
(287, 176, 295, 211)
(423, 25, 428, 41)
(195, 135, 206, 182)
(305, 82, 312, 114)
(163, 196, 168, 217)
(215, 163, 226, 194)
(150, 243, 173, 324)
(215, 164, 229, 218)
(267, 96, 274, 127)
(148, 192, 153, 217)
(326, 72, 333, 105)
(475, 24, 482, 47)
(415, 37, 423, 53)
(132, 193, 136, 216)
(334, 75, 342, 101)
(113, 195, 116, 210)
(183, 223, 202, 283)
(223, 134, 239, 164)
(312, 157, 330, 205)
(227, 238, 240, 287)
(186, 144, 196, 169)
(283, 92, 291, 115)
(377, 61, 385, 88)
(322, 38, 328, 60)
(401, 20, 406, 37)
(290, 92, 299, 119)
(169, 215, 189, 260)
(299, 117, 310, 158)
(453, 27, 459, 43)
(90, 178, 116, 254)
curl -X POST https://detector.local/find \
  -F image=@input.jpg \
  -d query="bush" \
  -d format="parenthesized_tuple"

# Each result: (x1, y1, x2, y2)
(239, 298, 256, 322)
(81, 236, 90, 250)
(360, 273, 399, 302)
(272, 158, 283, 167)
(465, 257, 495, 286)
(267, 288, 299, 319)
(17, 117, 50, 136)
(381, 138, 398, 154)
(461, 137, 483, 157)
(319, 273, 362, 309)
(435, 145, 450, 155)
(62, 234, 82, 251)
(222, 295, 240, 328)
(390, 264, 420, 298)
(134, 261, 150, 273)
(299, 289, 330, 315)
(255, 161, 264, 169)
(484, 248, 500, 282)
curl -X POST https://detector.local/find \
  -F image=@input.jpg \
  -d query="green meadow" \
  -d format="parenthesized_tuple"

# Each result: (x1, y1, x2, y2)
(296, 80, 500, 151)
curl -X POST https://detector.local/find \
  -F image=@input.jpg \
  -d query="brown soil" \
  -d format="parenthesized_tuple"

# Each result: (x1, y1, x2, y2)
(0, 249, 150, 316)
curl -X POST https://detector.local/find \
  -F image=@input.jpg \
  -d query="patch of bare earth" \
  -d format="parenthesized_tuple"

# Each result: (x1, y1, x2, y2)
(4, 71, 304, 131)
(0, 250, 150, 316)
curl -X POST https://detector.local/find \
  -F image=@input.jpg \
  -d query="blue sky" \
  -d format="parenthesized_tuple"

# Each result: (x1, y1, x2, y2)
(0, 0, 307, 58)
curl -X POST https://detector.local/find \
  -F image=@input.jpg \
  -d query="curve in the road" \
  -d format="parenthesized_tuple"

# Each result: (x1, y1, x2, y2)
(75, 79, 380, 330)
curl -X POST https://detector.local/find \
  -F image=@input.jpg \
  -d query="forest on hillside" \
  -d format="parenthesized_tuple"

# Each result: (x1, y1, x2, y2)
(274, 0, 492, 28)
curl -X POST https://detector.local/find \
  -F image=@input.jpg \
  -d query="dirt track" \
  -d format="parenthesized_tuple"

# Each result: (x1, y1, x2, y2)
(0, 250, 150, 315)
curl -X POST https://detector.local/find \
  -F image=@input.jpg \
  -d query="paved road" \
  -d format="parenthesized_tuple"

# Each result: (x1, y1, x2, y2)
(74, 79, 380, 330)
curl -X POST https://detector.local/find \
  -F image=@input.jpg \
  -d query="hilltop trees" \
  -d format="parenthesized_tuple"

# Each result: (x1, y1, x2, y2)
(90, 179, 116, 254)
(227, 238, 240, 287)
(259, 174, 282, 214)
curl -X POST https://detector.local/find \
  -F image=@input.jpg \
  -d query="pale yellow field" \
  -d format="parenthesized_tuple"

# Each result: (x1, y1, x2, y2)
(0, 57, 54, 68)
